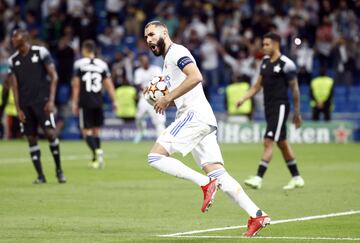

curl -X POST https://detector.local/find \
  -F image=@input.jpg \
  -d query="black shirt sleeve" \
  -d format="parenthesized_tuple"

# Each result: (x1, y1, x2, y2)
(283, 59, 297, 82)
(39, 47, 54, 65)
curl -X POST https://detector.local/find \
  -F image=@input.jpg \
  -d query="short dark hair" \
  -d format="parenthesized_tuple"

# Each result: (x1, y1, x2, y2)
(82, 39, 96, 53)
(12, 28, 29, 40)
(263, 32, 281, 43)
(145, 20, 167, 30)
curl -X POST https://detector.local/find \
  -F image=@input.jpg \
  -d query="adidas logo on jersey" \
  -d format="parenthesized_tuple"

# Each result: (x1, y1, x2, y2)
(45, 120, 51, 126)
(15, 60, 21, 66)
(267, 131, 273, 137)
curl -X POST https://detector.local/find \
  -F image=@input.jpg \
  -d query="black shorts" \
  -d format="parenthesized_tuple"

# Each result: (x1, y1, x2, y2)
(21, 103, 56, 136)
(79, 107, 103, 129)
(264, 103, 290, 142)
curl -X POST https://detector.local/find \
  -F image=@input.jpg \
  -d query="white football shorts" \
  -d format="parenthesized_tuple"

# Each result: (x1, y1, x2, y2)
(157, 110, 224, 167)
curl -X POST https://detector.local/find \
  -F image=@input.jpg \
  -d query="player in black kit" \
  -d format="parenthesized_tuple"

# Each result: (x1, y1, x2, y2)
(71, 40, 116, 169)
(236, 32, 304, 190)
(9, 29, 66, 184)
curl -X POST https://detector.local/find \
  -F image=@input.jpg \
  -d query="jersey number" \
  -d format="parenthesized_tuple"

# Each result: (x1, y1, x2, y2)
(82, 72, 102, 93)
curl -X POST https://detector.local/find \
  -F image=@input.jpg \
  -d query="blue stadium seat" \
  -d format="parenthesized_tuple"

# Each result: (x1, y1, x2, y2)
(56, 84, 70, 105)
(210, 91, 225, 112)
(334, 86, 347, 96)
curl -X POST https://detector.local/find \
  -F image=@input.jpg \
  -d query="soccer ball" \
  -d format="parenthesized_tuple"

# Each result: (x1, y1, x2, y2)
(144, 76, 168, 106)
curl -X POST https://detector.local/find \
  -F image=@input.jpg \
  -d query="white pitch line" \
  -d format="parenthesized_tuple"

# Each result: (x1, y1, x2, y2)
(158, 210, 360, 237)
(162, 235, 360, 241)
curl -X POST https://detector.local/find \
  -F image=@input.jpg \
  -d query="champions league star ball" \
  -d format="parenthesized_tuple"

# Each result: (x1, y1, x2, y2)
(144, 76, 168, 106)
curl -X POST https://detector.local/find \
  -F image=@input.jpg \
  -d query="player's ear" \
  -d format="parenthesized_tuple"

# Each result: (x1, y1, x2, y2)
(162, 29, 168, 38)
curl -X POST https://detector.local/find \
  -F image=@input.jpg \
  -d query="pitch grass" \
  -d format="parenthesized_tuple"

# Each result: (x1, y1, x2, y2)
(0, 140, 359, 242)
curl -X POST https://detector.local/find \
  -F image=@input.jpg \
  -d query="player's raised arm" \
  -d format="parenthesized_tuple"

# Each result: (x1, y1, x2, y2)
(236, 75, 263, 108)
(289, 79, 302, 128)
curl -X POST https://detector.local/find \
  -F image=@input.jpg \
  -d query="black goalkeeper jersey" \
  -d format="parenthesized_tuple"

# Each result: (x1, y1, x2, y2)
(73, 57, 110, 109)
(260, 55, 297, 111)
(8, 45, 54, 108)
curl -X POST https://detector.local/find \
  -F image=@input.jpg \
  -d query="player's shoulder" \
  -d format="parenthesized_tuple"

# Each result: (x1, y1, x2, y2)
(261, 55, 270, 64)
(74, 57, 90, 68)
(280, 55, 295, 66)
(31, 45, 50, 57)
(280, 55, 296, 70)
(93, 58, 109, 69)
(262, 55, 270, 61)
(168, 43, 195, 67)
(31, 45, 47, 51)
(172, 43, 190, 54)
(167, 43, 191, 59)
(8, 50, 19, 63)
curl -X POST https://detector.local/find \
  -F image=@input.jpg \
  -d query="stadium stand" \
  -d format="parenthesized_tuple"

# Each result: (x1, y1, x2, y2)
(0, 0, 359, 140)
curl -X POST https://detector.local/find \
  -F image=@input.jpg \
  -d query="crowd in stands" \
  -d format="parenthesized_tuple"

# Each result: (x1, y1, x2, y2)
(0, 0, 359, 124)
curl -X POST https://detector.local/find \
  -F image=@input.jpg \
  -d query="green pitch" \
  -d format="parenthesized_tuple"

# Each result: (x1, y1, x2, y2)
(0, 140, 359, 242)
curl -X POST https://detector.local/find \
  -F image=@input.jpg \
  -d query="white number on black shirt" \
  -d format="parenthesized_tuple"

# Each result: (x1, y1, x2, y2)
(82, 72, 102, 93)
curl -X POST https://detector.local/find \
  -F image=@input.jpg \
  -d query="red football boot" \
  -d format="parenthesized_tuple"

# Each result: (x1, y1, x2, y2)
(243, 215, 271, 237)
(200, 179, 219, 213)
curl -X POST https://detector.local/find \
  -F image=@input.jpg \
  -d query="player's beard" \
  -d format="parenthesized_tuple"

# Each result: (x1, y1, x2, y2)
(151, 37, 166, 56)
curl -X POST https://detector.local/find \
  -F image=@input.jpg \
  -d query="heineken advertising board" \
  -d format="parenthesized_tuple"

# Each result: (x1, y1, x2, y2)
(217, 121, 353, 144)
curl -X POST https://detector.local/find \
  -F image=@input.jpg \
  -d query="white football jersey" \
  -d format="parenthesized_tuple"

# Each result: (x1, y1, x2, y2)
(163, 43, 217, 127)
(134, 65, 162, 90)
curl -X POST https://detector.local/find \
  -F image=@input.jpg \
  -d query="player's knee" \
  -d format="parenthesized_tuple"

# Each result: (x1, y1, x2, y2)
(147, 153, 164, 166)
(44, 129, 56, 141)
(276, 141, 286, 150)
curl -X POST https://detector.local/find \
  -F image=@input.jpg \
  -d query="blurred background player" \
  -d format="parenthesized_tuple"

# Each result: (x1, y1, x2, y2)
(1, 74, 22, 139)
(225, 75, 253, 122)
(114, 78, 137, 121)
(72, 40, 117, 169)
(144, 21, 270, 237)
(310, 66, 334, 121)
(8, 29, 65, 184)
(236, 32, 304, 190)
(133, 53, 165, 143)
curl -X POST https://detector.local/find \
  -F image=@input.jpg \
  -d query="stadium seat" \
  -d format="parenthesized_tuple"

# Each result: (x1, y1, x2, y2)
(56, 84, 70, 105)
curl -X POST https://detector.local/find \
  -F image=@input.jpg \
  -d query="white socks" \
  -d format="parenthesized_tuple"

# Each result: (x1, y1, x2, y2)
(148, 153, 262, 217)
(148, 153, 209, 186)
(208, 168, 260, 217)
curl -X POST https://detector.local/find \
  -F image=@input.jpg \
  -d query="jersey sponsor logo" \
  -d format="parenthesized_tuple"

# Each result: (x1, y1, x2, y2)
(80, 64, 104, 73)
(274, 64, 281, 73)
(15, 60, 21, 66)
(31, 54, 39, 63)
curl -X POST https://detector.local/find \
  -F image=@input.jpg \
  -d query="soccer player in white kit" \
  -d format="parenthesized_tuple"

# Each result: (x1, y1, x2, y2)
(144, 21, 271, 237)
(133, 54, 165, 143)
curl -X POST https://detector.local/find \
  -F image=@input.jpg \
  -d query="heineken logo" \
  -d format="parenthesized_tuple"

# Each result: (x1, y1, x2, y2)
(218, 121, 353, 144)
